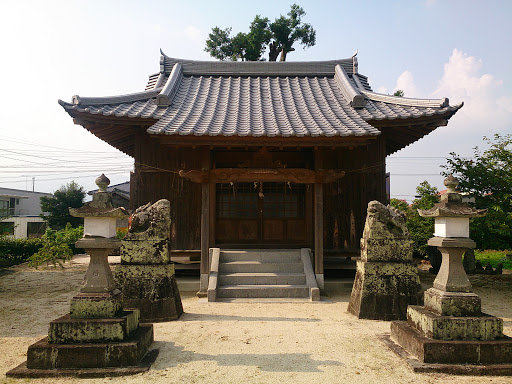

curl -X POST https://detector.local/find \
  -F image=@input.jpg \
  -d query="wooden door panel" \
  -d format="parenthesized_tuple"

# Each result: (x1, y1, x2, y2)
(216, 220, 238, 241)
(263, 220, 284, 241)
(286, 219, 305, 241)
(239, 220, 258, 240)
(216, 182, 306, 245)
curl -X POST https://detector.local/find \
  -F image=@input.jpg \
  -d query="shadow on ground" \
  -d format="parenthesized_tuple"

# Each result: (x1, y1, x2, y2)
(151, 341, 343, 372)
(180, 312, 320, 322)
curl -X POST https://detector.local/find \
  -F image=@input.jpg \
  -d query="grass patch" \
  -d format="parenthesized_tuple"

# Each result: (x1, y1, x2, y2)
(474, 250, 512, 270)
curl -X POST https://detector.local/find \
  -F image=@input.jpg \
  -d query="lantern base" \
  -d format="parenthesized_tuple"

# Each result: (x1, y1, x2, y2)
(6, 325, 156, 378)
(389, 320, 512, 371)
(424, 287, 481, 316)
(70, 291, 123, 319)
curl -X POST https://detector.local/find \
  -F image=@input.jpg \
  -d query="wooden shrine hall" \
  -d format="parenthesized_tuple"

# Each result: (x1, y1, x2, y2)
(60, 51, 462, 296)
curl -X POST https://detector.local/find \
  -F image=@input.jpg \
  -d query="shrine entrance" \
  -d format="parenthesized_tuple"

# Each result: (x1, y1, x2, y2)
(215, 182, 308, 246)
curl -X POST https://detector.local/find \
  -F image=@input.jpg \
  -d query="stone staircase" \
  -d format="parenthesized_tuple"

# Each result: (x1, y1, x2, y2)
(207, 249, 320, 301)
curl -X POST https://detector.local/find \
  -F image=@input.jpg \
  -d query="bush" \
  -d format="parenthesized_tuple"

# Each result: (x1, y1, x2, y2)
(28, 224, 83, 268)
(390, 181, 438, 258)
(475, 250, 512, 270)
(0, 237, 43, 268)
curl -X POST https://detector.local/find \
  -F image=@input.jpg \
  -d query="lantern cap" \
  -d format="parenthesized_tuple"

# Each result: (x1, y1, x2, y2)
(418, 175, 487, 218)
(69, 174, 128, 219)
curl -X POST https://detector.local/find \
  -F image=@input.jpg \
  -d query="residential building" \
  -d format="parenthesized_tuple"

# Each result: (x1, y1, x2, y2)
(0, 187, 52, 238)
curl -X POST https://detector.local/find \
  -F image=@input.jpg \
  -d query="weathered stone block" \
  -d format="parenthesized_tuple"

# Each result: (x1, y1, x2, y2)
(348, 260, 422, 320)
(391, 320, 512, 365)
(48, 311, 139, 344)
(114, 265, 183, 322)
(121, 239, 169, 264)
(116, 264, 175, 278)
(423, 287, 481, 316)
(361, 238, 413, 262)
(70, 292, 122, 319)
(26, 325, 153, 370)
(407, 305, 503, 341)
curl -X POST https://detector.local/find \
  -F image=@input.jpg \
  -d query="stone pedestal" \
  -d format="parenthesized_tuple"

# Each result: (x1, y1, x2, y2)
(348, 201, 422, 320)
(115, 263, 183, 322)
(114, 200, 183, 322)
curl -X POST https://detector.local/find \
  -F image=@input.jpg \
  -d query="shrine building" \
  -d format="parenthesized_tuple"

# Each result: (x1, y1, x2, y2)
(59, 51, 462, 292)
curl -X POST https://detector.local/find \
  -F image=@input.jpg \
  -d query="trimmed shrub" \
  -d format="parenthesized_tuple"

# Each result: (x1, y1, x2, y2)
(0, 237, 43, 268)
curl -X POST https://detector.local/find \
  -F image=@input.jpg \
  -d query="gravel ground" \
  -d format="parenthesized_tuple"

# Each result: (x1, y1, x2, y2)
(1, 255, 511, 384)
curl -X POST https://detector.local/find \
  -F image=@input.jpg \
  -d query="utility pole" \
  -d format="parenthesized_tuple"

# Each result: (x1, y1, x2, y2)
(32, 177, 35, 192)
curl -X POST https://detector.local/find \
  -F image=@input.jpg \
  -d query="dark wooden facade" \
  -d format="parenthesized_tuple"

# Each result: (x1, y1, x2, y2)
(129, 130, 387, 272)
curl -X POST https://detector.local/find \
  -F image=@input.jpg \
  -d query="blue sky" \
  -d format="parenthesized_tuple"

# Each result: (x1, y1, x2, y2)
(1, 0, 510, 200)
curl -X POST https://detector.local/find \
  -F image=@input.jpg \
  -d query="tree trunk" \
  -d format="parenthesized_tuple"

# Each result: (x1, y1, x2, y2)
(269, 42, 279, 61)
(279, 47, 295, 62)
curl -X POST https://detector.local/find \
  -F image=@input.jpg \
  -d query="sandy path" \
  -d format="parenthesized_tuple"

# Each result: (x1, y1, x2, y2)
(1, 257, 511, 384)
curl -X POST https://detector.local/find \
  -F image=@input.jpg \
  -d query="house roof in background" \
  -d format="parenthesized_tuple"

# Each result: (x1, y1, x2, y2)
(87, 181, 130, 200)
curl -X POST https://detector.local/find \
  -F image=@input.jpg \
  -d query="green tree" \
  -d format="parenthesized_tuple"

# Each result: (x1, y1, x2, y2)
(442, 134, 512, 249)
(40, 181, 86, 230)
(390, 181, 439, 257)
(28, 224, 84, 268)
(393, 89, 404, 97)
(205, 4, 316, 62)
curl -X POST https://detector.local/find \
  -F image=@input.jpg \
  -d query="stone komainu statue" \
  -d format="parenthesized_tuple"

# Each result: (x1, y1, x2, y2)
(348, 200, 422, 320)
(125, 199, 171, 241)
(115, 199, 183, 322)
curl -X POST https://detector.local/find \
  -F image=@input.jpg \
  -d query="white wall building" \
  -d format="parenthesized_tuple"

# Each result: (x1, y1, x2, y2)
(0, 187, 52, 238)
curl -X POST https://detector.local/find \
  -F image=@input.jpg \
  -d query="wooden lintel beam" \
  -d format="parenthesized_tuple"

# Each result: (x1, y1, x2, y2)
(175, 168, 345, 184)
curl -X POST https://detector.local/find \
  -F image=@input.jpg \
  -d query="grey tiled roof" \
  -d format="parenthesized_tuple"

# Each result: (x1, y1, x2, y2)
(59, 52, 462, 153)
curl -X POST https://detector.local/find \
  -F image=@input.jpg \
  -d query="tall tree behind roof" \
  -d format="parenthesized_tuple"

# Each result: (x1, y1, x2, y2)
(204, 4, 316, 62)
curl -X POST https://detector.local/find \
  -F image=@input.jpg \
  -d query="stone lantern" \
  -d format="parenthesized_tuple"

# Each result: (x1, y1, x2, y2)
(7, 175, 157, 378)
(419, 174, 486, 309)
(389, 175, 512, 374)
(68, 174, 127, 317)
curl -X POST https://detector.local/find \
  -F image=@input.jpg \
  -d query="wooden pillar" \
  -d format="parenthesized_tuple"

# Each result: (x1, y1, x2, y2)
(199, 149, 211, 295)
(314, 183, 324, 289)
(314, 149, 324, 289)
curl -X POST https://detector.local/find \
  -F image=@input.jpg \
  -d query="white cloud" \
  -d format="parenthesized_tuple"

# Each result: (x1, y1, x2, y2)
(432, 49, 511, 132)
(394, 71, 419, 98)
(425, 0, 437, 7)
(184, 26, 202, 42)
(375, 86, 388, 94)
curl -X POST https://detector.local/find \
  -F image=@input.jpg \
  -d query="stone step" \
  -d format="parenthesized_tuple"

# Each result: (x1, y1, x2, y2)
(218, 272, 306, 286)
(216, 284, 310, 299)
(220, 250, 301, 263)
(219, 261, 305, 273)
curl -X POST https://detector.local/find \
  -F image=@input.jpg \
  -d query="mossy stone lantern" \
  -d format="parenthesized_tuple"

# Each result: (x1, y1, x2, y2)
(388, 175, 512, 373)
(418, 175, 486, 296)
(69, 174, 128, 318)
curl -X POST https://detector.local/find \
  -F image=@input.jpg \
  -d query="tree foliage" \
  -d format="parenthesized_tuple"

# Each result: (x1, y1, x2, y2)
(40, 181, 86, 230)
(393, 89, 404, 97)
(390, 181, 439, 257)
(442, 134, 512, 249)
(205, 4, 316, 62)
(28, 224, 83, 268)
